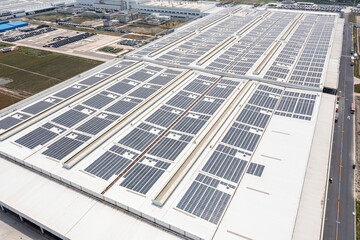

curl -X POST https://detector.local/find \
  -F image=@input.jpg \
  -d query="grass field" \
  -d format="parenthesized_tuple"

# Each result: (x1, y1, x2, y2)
(123, 34, 151, 40)
(355, 84, 360, 93)
(30, 13, 71, 22)
(0, 92, 21, 109)
(0, 46, 102, 109)
(0, 42, 13, 48)
(122, 24, 165, 36)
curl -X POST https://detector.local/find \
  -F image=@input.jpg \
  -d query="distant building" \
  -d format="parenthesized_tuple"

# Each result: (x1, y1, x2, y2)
(138, 1, 215, 19)
(282, 0, 294, 4)
(57, 7, 85, 14)
(91, 0, 147, 10)
(118, 9, 139, 23)
(77, 0, 96, 7)
(104, 19, 119, 26)
(0, 0, 76, 20)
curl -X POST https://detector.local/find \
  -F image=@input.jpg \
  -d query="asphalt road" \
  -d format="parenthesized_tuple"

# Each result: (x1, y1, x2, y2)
(323, 13, 355, 240)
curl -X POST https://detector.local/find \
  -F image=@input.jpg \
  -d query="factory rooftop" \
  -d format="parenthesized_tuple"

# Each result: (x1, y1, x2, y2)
(0, 0, 75, 15)
(141, 1, 213, 10)
(0, 5, 342, 240)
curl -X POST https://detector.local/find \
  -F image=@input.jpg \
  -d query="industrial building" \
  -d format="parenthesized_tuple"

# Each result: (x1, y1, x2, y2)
(0, 5, 342, 240)
(0, 0, 76, 20)
(0, 21, 29, 32)
(75, 0, 215, 17)
(137, 1, 216, 18)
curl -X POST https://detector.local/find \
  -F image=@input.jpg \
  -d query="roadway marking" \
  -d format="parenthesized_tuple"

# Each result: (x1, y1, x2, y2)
(335, 19, 349, 240)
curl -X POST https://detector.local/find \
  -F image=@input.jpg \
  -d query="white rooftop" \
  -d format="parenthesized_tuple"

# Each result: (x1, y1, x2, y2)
(0, 5, 341, 240)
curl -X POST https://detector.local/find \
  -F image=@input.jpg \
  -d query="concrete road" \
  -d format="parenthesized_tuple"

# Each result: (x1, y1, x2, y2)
(323, 13, 356, 240)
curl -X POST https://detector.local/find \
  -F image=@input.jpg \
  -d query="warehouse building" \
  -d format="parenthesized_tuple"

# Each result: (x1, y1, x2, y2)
(0, 0, 76, 20)
(0, 21, 29, 32)
(0, 5, 342, 240)
(137, 1, 216, 18)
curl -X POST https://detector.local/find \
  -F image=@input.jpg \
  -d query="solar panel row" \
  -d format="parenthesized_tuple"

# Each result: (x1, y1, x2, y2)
(0, 60, 135, 132)
(156, 13, 260, 65)
(264, 14, 318, 82)
(83, 75, 240, 195)
(206, 12, 296, 75)
(176, 84, 283, 223)
(288, 15, 335, 87)
(13, 65, 184, 162)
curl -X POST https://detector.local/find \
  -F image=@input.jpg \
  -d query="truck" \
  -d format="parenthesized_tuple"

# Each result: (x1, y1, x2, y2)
(351, 102, 355, 114)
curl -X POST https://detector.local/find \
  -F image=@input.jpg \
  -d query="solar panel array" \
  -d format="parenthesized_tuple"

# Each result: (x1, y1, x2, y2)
(0, 60, 135, 133)
(275, 91, 317, 120)
(206, 12, 296, 74)
(156, 13, 260, 65)
(288, 15, 335, 87)
(14, 65, 184, 161)
(176, 84, 282, 223)
(176, 174, 231, 224)
(264, 14, 318, 82)
(130, 7, 242, 58)
(83, 75, 240, 195)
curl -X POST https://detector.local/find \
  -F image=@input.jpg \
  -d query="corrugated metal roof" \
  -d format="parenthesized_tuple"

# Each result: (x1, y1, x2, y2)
(8, 21, 29, 27)
(0, 24, 15, 32)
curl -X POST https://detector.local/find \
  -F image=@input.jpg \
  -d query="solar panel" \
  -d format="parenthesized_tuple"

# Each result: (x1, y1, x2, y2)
(118, 124, 161, 152)
(191, 98, 224, 115)
(15, 123, 65, 149)
(0, 113, 31, 130)
(107, 79, 139, 94)
(52, 109, 91, 128)
(42, 132, 91, 160)
(127, 70, 155, 82)
(82, 94, 116, 109)
(79, 74, 108, 86)
(148, 132, 193, 161)
(120, 163, 165, 194)
(176, 181, 230, 224)
(22, 98, 61, 115)
(236, 105, 271, 129)
(129, 84, 161, 99)
(222, 123, 260, 152)
(53, 85, 87, 99)
(85, 151, 132, 180)
(75, 117, 113, 135)
(202, 150, 248, 183)
(145, 105, 182, 128)
(246, 162, 265, 177)
(275, 91, 316, 120)
(106, 97, 142, 115)
(173, 113, 209, 135)
(166, 91, 199, 110)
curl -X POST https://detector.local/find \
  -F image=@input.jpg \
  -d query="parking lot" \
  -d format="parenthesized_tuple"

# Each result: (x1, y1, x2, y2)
(1, 27, 123, 61)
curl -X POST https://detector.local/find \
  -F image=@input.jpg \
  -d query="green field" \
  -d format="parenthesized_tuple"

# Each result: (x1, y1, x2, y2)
(0, 46, 102, 109)
(0, 42, 12, 48)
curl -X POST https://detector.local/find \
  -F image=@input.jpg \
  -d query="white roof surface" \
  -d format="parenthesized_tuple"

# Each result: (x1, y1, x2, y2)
(0, 6, 341, 240)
